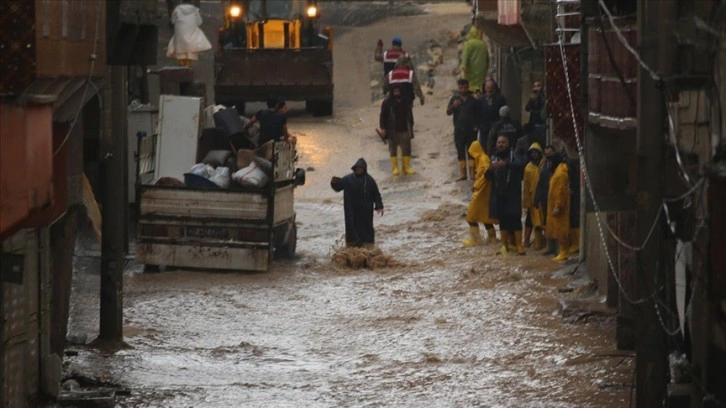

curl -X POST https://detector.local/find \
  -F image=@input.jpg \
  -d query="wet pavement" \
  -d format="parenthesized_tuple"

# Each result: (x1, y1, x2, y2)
(62, 2, 633, 407)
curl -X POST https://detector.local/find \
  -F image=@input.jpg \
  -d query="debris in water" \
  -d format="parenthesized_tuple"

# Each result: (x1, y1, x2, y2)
(419, 203, 465, 223)
(331, 242, 400, 269)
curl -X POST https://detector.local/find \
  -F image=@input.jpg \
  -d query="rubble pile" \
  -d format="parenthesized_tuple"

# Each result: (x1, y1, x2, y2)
(331, 245, 400, 270)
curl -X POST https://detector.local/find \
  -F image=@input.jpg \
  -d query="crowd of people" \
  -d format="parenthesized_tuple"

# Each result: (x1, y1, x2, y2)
(443, 26, 579, 262)
(447, 75, 579, 262)
(330, 32, 580, 261)
(375, 37, 425, 176)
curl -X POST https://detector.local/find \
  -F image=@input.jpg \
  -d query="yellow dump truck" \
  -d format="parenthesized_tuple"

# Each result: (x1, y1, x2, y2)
(215, 0, 334, 116)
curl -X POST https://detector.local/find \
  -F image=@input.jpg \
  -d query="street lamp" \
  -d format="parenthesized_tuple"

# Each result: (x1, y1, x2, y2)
(229, 4, 242, 19)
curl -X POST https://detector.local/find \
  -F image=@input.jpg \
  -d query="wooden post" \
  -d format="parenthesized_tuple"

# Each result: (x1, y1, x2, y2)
(99, 65, 127, 343)
(635, 0, 670, 404)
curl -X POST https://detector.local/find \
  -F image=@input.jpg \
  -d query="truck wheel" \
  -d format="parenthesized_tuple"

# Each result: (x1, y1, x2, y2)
(293, 168, 306, 186)
(143, 264, 160, 273)
(278, 223, 297, 259)
(312, 101, 333, 117)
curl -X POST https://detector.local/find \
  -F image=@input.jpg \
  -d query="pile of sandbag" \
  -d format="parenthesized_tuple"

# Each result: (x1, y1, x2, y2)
(186, 140, 275, 189)
(231, 141, 273, 187)
(188, 163, 231, 188)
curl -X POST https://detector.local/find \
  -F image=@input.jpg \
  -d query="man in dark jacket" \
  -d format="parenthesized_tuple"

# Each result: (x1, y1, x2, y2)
(447, 78, 479, 181)
(486, 135, 526, 256)
(379, 85, 415, 176)
(243, 96, 293, 146)
(477, 78, 507, 152)
(331, 158, 384, 248)
(487, 105, 523, 156)
(525, 80, 546, 146)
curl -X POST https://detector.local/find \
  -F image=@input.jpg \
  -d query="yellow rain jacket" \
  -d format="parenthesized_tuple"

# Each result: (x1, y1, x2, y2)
(466, 141, 498, 224)
(523, 143, 543, 228)
(546, 162, 571, 241)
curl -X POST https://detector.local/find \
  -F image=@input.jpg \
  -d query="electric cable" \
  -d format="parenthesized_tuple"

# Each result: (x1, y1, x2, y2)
(597, 15, 636, 107)
(599, 0, 698, 188)
(556, 38, 650, 304)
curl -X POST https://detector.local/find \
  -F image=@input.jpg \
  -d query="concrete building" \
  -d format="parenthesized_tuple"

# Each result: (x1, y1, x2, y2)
(0, 1, 156, 405)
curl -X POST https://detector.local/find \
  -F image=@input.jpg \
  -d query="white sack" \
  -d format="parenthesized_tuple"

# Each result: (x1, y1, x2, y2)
(209, 166, 231, 188)
(232, 162, 269, 188)
(166, 4, 212, 60)
(189, 163, 215, 178)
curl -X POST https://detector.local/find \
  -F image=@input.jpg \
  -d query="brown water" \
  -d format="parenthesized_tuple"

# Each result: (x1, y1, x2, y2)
(66, 201, 632, 407)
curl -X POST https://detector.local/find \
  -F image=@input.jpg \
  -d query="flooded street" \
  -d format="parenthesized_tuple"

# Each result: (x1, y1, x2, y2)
(64, 3, 633, 407)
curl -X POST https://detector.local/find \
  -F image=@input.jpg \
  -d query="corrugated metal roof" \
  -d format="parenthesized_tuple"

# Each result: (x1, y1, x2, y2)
(477, 18, 532, 48)
(19, 77, 105, 122)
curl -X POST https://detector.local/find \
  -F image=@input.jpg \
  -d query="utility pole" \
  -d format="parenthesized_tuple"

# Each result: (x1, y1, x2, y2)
(99, 65, 127, 343)
(580, 0, 597, 266)
(635, 0, 670, 405)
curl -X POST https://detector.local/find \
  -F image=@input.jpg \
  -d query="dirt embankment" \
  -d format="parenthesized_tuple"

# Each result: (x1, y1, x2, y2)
(319, 1, 428, 27)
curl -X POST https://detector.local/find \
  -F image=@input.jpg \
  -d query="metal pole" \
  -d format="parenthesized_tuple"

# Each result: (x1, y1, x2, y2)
(99, 65, 127, 343)
(579, 0, 596, 265)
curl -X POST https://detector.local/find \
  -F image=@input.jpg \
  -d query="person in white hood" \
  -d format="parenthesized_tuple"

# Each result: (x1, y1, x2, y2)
(166, 3, 212, 66)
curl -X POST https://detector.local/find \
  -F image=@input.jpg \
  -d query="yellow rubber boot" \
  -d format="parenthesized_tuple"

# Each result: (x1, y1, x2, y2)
(486, 228, 498, 245)
(498, 231, 510, 256)
(402, 156, 416, 175)
(456, 160, 467, 181)
(533, 229, 545, 250)
(390, 156, 400, 176)
(514, 231, 526, 255)
(569, 228, 580, 255)
(462, 226, 483, 247)
(552, 239, 569, 262)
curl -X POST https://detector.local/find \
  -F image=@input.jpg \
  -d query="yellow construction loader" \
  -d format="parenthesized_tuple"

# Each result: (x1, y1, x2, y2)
(215, 0, 334, 116)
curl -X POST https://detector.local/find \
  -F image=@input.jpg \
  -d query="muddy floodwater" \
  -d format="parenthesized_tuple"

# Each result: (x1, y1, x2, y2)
(63, 3, 632, 407)
(67, 201, 631, 407)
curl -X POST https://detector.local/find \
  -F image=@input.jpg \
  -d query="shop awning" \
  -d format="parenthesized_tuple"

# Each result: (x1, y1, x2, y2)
(478, 19, 533, 48)
(19, 77, 106, 122)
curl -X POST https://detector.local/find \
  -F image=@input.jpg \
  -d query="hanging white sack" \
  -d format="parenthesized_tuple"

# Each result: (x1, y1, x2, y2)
(166, 4, 212, 61)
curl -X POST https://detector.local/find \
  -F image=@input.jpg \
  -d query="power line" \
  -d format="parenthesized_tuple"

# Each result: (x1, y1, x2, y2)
(556, 38, 650, 304)
(560, 4, 717, 340)
(597, 0, 659, 81)
(598, 0, 699, 189)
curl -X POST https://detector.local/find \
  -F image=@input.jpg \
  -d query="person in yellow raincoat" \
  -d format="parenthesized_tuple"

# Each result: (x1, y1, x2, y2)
(459, 26, 489, 94)
(462, 140, 498, 246)
(522, 142, 545, 250)
(545, 152, 571, 262)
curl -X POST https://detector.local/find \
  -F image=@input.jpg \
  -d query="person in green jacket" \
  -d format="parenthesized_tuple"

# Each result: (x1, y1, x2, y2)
(460, 26, 489, 94)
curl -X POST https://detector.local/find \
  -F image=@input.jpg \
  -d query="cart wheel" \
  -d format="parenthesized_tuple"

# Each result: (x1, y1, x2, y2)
(305, 100, 315, 112)
(279, 223, 297, 259)
(312, 100, 333, 117)
(143, 264, 160, 273)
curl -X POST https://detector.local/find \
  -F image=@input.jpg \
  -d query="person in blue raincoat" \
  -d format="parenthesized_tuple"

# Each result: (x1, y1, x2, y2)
(331, 158, 384, 247)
